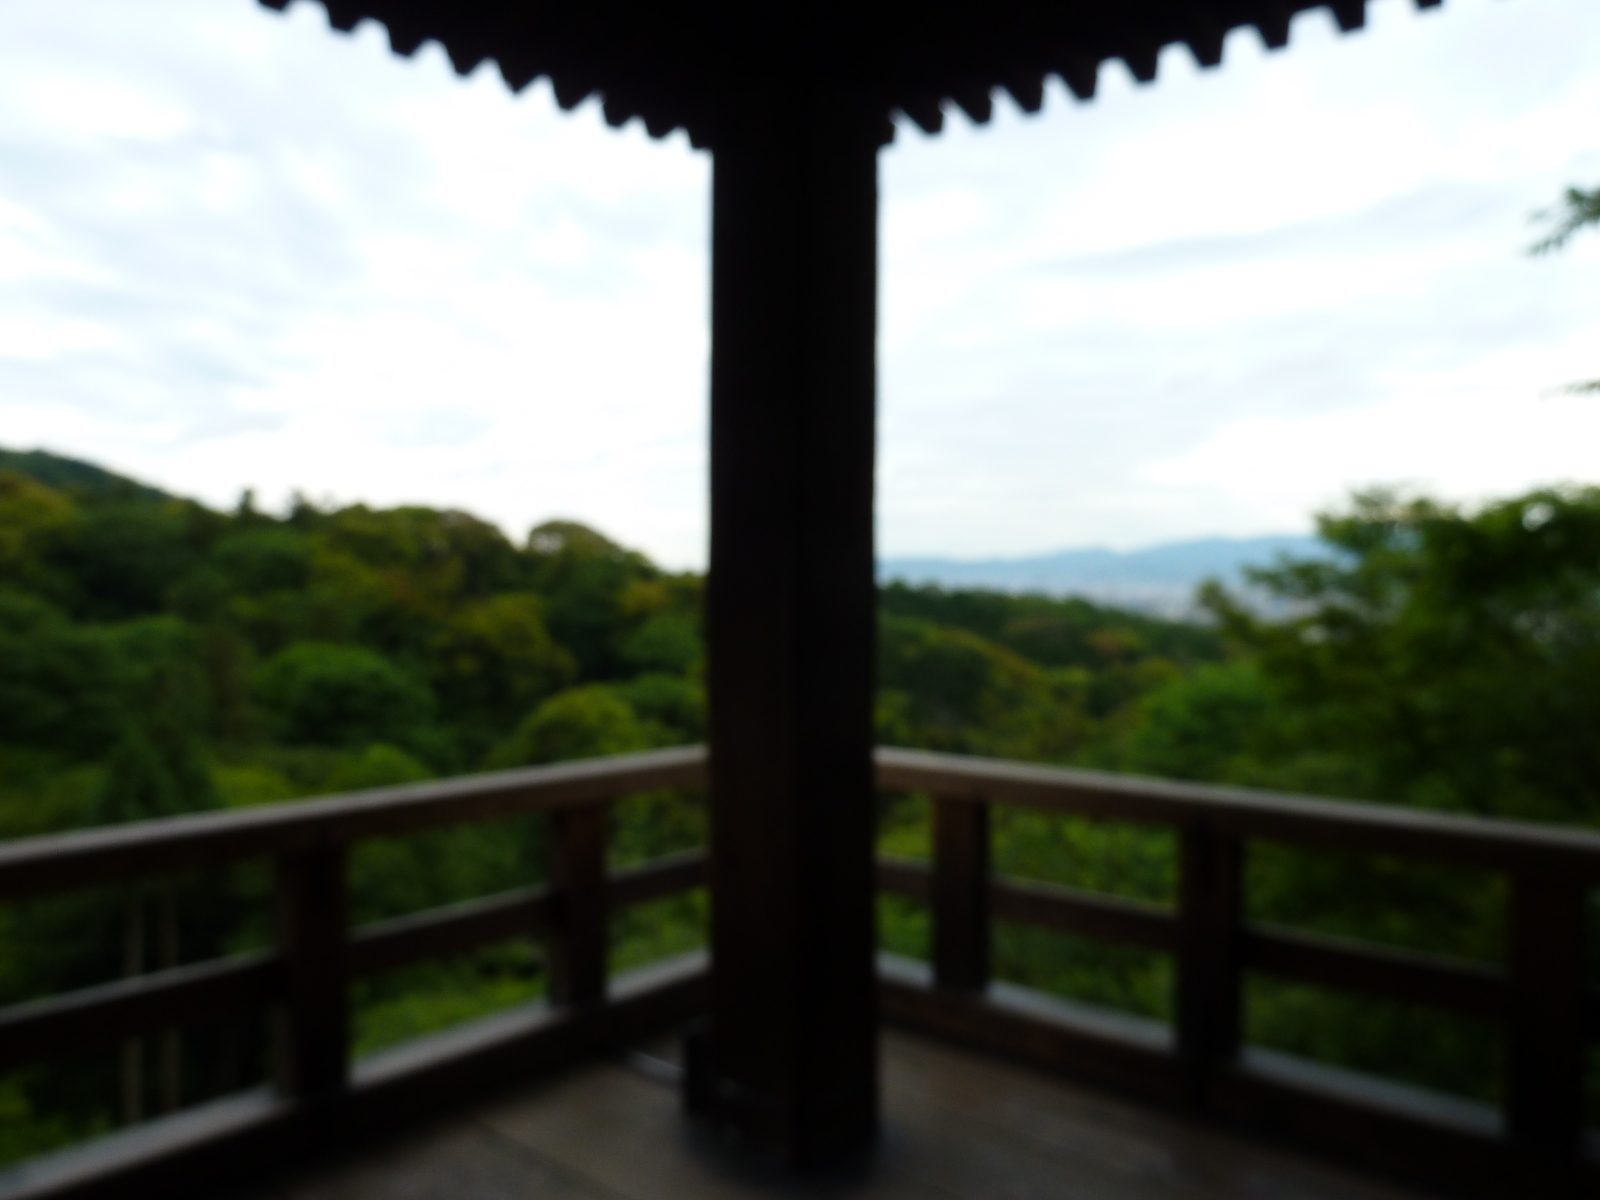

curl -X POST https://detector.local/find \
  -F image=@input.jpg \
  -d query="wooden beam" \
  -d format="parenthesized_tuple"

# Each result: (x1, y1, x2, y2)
(882, 965, 1598, 1199)
(875, 855, 1533, 1017)
(349, 888, 554, 978)
(607, 848, 707, 908)
(876, 856, 932, 902)
(874, 747, 1600, 876)
(1, 955, 709, 1200)
(991, 877, 1176, 949)
(0, 953, 279, 1076)
(337, 850, 709, 977)
(0, 851, 710, 1076)
(700, 79, 883, 1168)
(879, 956, 1181, 1103)
(0, 748, 707, 901)
(1243, 926, 1505, 1019)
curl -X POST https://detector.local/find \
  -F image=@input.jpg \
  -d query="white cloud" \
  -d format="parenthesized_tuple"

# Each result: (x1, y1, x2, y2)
(0, 0, 1597, 567)
(2, 72, 194, 143)
(1139, 386, 1600, 526)
(878, 0, 1600, 554)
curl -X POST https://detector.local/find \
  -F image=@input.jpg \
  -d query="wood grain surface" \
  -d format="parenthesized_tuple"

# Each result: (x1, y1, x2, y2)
(235, 1029, 1424, 1200)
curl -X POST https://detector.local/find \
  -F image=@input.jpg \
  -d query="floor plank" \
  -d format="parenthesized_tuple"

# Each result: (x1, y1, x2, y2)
(243, 1029, 1429, 1200)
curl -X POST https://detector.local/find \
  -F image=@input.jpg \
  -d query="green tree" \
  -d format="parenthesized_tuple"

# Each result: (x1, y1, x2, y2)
(877, 614, 1090, 760)
(1531, 183, 1600, 254)
(0, 592, 122, 758)
(93, 722, 217, 823)
(0, 471, 76, 596)
(53, 503, 206, 620)
(1200, 487, 1600, 823)
(253, 642, 435, 750)
(614, 673, 705, 743)
(1114, 660, 1277, 782)
(323, 744, 433, 793)
(485, 684, 652, 768)
(211, 526, 312, 594)
(616, 611, 701, 675)
(428, 594, 575, 742)
(1531, 181, 1599, 392)
(525, 521, 659, 679)
(880, 580, 1221, 670)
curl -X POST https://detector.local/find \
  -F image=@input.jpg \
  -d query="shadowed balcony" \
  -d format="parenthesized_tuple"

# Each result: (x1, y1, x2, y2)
(229, 1029, 1421, 1200)
(0, 747, 1595, 1200)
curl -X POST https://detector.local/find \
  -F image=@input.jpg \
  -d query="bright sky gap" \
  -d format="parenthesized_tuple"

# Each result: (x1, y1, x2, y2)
(0, 0, 1597, 568)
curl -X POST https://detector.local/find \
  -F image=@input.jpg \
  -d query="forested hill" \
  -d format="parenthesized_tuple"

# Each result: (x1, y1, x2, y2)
(0, 447, 1226, 837)
(0, 447, 168, 502)
(4, 448, 1599, 834)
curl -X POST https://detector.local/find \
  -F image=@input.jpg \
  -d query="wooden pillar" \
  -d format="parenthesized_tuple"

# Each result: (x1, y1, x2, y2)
(933, 798, 990, 992)
(697, 80, 885, 1168)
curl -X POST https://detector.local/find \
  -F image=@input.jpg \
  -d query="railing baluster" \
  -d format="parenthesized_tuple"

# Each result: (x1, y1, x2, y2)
(1176, 821, 1242, 1106)
(1505, 870, 1586, 1160)
(121, 886, 144, 1125)
(274, 845, 348, 1101)
(933, 796, 990, 991)
(548, 804, 608, 1007)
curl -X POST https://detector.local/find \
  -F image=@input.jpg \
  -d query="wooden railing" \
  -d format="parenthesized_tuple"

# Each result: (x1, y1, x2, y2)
(0, 747, 712, 1200)
(874, 747, 1600, 1197)
(1, 745, 1596, 1198)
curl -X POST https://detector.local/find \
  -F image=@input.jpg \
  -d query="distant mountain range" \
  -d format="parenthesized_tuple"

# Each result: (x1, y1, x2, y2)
(0, 446, 1326, 616)
(880, 535, 1329, 615)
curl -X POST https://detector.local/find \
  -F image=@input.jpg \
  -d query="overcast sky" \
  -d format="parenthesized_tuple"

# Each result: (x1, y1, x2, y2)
(1, 0, 1597, 568)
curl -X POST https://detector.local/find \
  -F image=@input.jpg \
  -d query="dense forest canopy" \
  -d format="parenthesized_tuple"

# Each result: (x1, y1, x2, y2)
(0, 447, 1247, 838)
(3, 446, 1600, 1161)
(0, 451, 705, 831)
(5, 446, 1600, 859)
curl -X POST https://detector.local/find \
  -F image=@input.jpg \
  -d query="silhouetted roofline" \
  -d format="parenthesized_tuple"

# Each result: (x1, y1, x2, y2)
(258, 0, 1445, 148)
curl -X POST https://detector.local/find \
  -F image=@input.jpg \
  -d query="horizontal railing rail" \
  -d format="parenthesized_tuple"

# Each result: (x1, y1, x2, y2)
(0, 851, 711, 1078)
(0, 746, 705, 900)
(875, 746, 1600, 1197)
(0, 748, 713, 1200)
(3, 744, 1596, 1198)
(877, 746, 1600, 874)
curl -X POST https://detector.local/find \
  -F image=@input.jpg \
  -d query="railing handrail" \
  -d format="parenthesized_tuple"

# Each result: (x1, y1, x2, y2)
(0, 745, 707, 899)
(7, 742, 1600, 899)
(878, 745, 1597, 1185)
(877, 746, 1600, 875)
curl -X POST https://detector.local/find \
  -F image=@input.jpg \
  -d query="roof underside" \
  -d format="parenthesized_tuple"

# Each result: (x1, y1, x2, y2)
(259, 0, 1446, 147)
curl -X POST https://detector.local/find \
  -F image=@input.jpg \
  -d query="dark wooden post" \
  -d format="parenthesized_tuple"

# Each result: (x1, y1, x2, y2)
(547, 804, 608, 1007)
(699, 78, 885, 1168)
(274, 845, 348, 1101)
(120, 887, 145, 1124)
(933, 798, 990, 991)
(1505, 870, 1587, 1161)
(1175, 822, 1242, 1107)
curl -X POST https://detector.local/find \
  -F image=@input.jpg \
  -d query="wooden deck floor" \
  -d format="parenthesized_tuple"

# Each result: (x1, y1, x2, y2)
(237, 1030, 1428, 1200)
